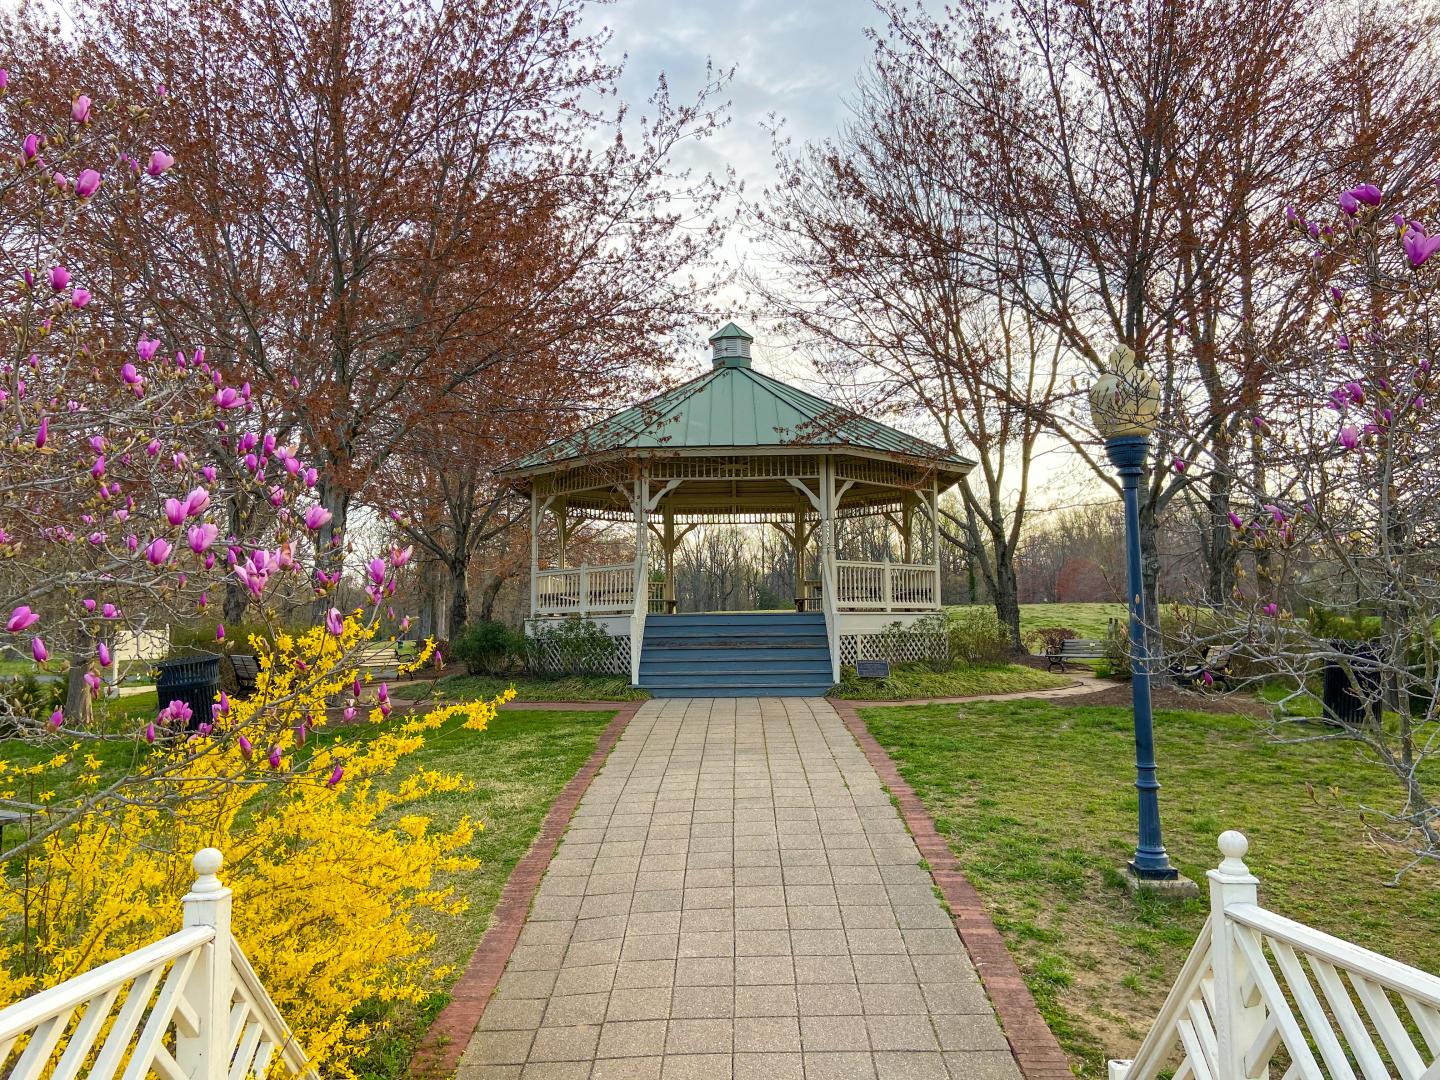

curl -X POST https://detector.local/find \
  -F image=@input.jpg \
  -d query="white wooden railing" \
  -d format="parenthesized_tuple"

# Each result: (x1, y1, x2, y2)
(1111, 832, 1440, 1080)
(535, 562, 637, 615)
(0, 849, 315, 1080)
(834, 559, 940, 611)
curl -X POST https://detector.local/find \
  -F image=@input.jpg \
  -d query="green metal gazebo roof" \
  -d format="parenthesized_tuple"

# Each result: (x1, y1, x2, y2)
(499, 327, 974, 478)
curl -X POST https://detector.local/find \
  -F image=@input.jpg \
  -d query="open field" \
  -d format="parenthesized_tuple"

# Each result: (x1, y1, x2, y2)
(861, 698, 1440, 1075)
(943, 602, 1131, 642)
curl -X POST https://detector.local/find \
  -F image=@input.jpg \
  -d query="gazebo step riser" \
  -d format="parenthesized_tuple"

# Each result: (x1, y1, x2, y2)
(641, 643, 830, 654)
(642, 672, 834, 689)
(647, 613, 826, 625)
(641, 638, 829, 650)
(645, 659, 835, 676)
(646, 622, 826, 634)
(649, 686, 832, 698)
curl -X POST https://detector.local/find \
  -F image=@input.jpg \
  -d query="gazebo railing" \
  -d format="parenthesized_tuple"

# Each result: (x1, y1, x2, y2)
(535, 563, 637, 615)
(1112, 832, 1440, 1080)
(0, 850, 315, 1080)
(835, 559, 940, 611)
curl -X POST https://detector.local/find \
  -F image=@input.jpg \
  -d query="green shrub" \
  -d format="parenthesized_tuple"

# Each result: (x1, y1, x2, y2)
(1024, 626, 1078, 655)
(944, 607, 1013, 664)
(1101, 617, 1131, 681)
(0, 675, 66, 732)
(453, 620, 525, 676)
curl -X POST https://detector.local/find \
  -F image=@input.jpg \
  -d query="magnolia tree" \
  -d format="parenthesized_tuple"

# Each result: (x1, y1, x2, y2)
(1169, 178, 1440, 876)
(0, 73, 509, 1068)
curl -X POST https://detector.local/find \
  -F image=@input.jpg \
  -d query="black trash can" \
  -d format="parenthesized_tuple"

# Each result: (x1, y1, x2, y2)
(1321, 640, 1382, 725)
(154, 653, 221, 729)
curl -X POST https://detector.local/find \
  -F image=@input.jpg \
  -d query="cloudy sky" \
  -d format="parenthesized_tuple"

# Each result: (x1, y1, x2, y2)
(583, 0, 886, 373)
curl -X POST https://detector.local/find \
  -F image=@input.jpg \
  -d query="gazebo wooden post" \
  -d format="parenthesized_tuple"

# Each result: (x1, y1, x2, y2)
(629, 474, 650, 685)
(819, 456, 840, 683)
(528, 490, 540, 619)
(662, 503, 676, 612)
(930, 476, 942, 605)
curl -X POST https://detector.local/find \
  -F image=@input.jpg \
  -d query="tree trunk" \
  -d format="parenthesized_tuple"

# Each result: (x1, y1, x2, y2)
(63, 646, 93, 728)
(222, 492, 251, 626)
(311, 473, 352, 619)
(1139, 495, 1167, 684)
(447, 558, 469, 635)
(478, 573, 507, 623)
(991, 546, 1024, 652)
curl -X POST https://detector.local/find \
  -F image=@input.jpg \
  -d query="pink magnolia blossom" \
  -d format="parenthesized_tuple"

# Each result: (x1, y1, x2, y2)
(136, 336, 161, 362)
(48, 709, 63, 731)
(71, 95, 92, 123)
(103, 603, 118, 618)
(144, 537, 172, 565)
(1403, 224, 1440, 267)
(1227, 512, 1244, 530)
(32, 637, 48, 663)
(214, 387, 242, 409)
(164, 497, 187, 526)
(21, 133, 39, 161)
(49, 265, 69, 291)
(71, 288, 91, 308)
(1349, 183, 1382, 206)
(146, 149, 175, 176)
(97, 641, 112, 667)
(145, 722, 156, 744)
(367, 557, 386, 586)
(325, 608, 345, 636)
(391, 544, 413, 568)
(327, 765, 345, 788)
(1262, 602, 1280, 617)
(304, 505, 332, 530)
(188, 522, 219, 553)
(216, 622, 225, 641)
(6, 606, 40, 633)
(34, 417, 47, 448)
(73, 169, 100, 198)
(183, 487, 211, 517)
(238, 735, 254, 759)
(268, 745, 282, 769)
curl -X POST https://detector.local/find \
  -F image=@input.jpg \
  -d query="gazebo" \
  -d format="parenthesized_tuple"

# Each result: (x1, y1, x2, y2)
(497, 324, 974, 695)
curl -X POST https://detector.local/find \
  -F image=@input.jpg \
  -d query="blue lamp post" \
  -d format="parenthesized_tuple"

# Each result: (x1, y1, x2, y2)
(1090, 347, 1183, 886)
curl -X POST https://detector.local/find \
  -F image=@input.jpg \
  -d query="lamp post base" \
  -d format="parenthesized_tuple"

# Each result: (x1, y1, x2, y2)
(1121, 865, 1199, 899)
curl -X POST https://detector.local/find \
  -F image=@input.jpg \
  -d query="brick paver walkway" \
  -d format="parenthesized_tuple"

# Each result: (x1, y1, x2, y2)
(457, 697, 1023, 1080)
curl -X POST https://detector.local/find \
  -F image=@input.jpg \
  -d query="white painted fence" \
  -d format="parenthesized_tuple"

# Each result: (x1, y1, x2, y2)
(0, 850, 315, 1080)
(834, 559, 940, 611)
(1111, 832, 1440, 1080)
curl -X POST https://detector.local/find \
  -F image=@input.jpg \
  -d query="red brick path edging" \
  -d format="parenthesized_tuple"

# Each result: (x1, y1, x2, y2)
(831, 700, 1075, 1080)
(409, 701, 643, 1079)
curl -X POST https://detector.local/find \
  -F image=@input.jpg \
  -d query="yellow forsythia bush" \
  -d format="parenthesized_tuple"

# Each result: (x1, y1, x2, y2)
(0, 615, 513, 1075)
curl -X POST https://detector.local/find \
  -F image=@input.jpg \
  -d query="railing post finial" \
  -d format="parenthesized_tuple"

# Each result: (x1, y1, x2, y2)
(190, 847, 225, 895)
(1216, 830, 1251, 878)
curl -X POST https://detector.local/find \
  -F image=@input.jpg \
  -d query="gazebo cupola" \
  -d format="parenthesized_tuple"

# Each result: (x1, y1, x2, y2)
(708, 322, 753, 365)
(498, 325, 975, 691)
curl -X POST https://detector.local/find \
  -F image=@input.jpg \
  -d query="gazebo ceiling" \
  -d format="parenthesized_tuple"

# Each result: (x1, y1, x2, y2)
(498, 325, 975, 491)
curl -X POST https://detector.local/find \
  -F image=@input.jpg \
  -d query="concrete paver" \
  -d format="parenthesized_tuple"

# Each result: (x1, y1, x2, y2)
(457, 697, 1022, 1080)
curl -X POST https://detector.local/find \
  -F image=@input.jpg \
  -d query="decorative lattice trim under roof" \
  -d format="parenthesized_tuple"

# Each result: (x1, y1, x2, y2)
(499, 326, 974, 483)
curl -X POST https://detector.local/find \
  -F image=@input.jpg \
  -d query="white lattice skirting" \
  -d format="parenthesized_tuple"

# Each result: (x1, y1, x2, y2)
(527, 634, 631, 676)
(839, 632, 949, 668)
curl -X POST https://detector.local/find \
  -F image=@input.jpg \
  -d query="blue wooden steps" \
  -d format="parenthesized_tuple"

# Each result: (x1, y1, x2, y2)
(640, 613, 833, 697)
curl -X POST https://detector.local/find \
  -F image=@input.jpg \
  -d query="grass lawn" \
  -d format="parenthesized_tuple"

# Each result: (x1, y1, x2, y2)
(832, 662, 1070, 700)
(321, 707, 616, 1078)
(860, 698, 1440, 1076)
(947, 602, 1127, 642)
(402, 672, 649, 702)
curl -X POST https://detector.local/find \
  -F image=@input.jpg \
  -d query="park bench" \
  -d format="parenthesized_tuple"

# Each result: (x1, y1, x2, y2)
(1045, 638, 1107, 672)
(230, 653, 260, 697)
(1170, 645, 1235, 690)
